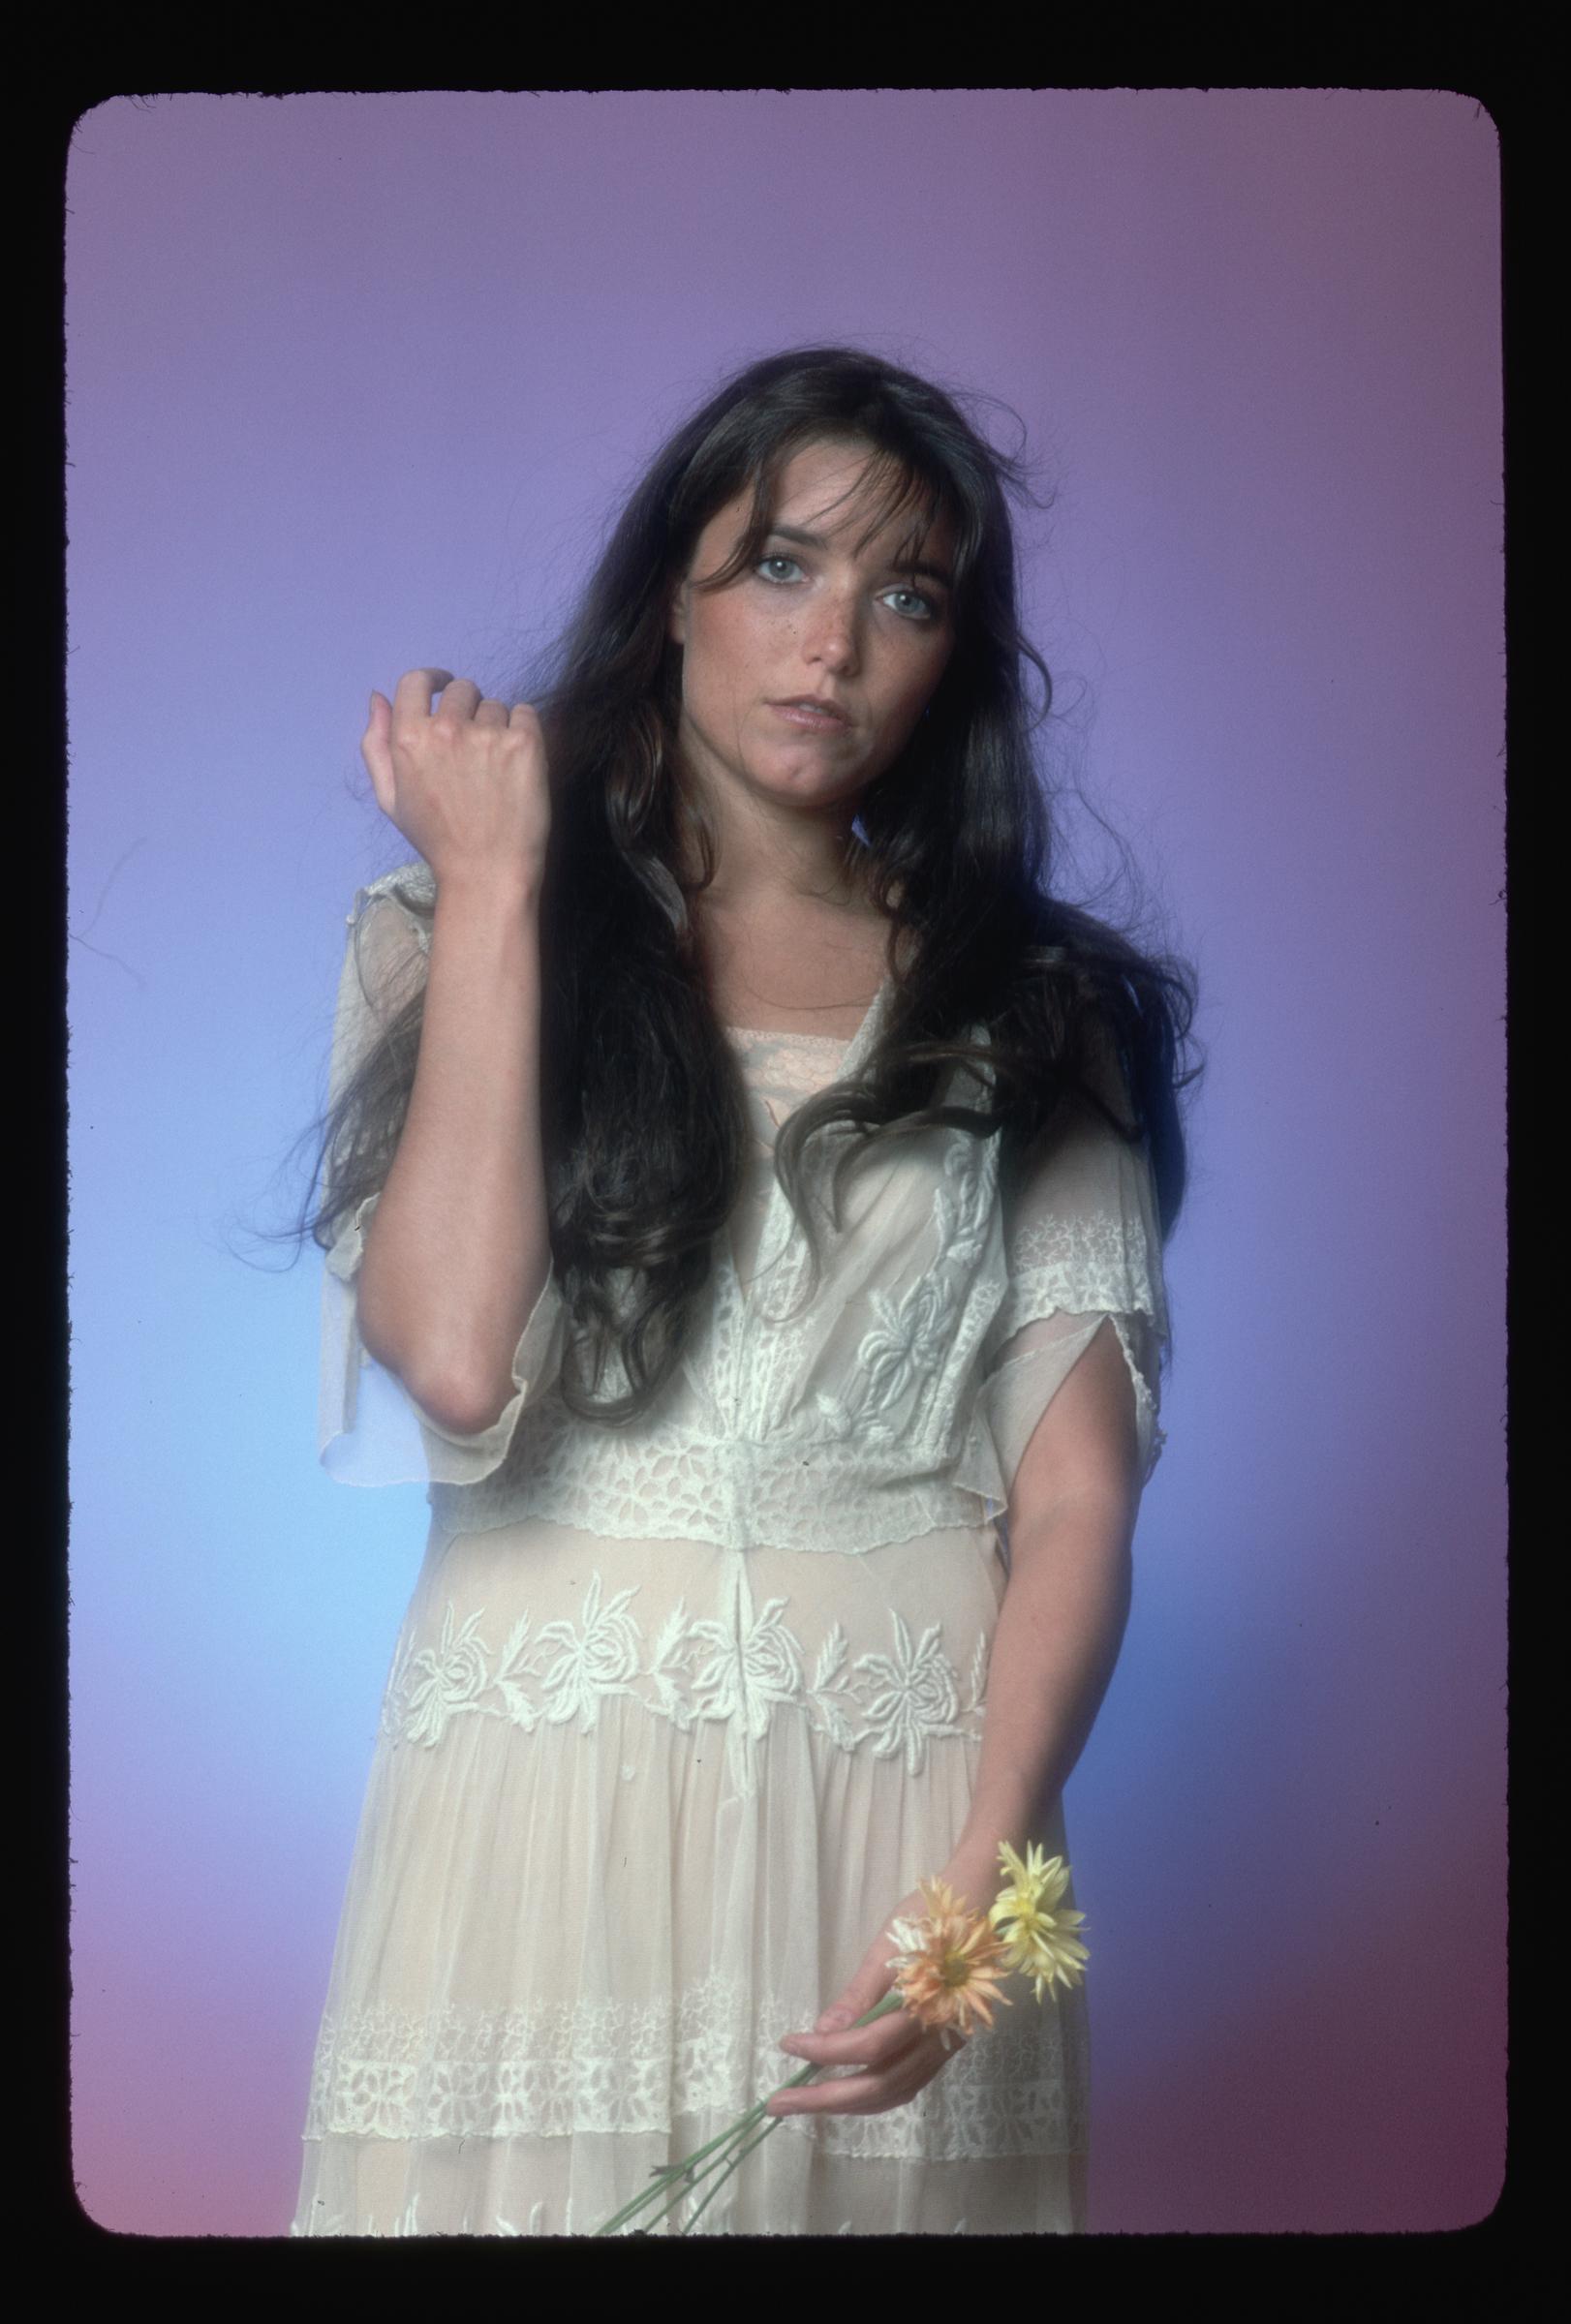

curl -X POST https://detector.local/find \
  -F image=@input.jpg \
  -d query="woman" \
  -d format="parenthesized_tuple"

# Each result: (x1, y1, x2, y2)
(288, 346, 1198, 2236)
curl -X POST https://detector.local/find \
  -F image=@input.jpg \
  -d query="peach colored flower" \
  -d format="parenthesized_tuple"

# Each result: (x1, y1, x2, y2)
(884, 1874, 1015, 2050)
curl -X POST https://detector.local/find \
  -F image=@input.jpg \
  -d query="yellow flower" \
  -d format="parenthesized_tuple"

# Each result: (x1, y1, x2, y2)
(884, 1875, 1015, 2050)
(986, 1841, 1091, 2003)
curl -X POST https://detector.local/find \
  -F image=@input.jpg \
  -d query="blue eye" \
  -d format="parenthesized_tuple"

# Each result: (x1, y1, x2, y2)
(754, 553, 941, 622)
(885, 587, 936, 621)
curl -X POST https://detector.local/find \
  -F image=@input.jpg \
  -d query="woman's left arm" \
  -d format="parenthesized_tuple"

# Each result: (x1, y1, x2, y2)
(952, 1310, 1141, 1871)
(768, 1315, 1142, 2118)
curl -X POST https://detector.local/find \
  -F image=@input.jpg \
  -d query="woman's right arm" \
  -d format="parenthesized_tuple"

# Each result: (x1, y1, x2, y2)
(354, 667, 555, 1439)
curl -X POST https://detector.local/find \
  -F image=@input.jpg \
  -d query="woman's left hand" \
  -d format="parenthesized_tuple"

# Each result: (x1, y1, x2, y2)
(764, 1841, 1008, 2120)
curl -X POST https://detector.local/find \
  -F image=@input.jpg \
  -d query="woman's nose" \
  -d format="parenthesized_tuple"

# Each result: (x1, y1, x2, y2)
(805, 595, 860, 672)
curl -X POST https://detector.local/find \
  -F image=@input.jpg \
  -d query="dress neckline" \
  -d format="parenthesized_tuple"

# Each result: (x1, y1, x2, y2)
(724, 1024, 852, 1047)
(722, 970, 892, 1068)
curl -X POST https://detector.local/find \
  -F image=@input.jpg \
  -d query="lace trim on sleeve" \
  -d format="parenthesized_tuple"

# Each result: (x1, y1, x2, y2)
(970, 1079, 1172, 1512)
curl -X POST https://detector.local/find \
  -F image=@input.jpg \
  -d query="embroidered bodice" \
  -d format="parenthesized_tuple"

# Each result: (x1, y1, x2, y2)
(318, 864, 1169, 1557)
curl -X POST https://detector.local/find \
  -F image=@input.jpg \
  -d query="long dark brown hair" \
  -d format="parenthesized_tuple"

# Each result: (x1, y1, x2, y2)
(263, 346, 1203, 1424)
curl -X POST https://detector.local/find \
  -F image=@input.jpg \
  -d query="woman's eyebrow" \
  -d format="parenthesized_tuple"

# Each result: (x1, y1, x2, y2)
(764, 521, 953, 589)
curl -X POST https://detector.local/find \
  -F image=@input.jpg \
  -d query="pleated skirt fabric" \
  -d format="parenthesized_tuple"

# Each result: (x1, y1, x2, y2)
(291, 1513, 1091, 2236)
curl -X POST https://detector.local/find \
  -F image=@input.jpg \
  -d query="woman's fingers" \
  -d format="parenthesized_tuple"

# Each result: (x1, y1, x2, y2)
(768, 2037, 939, 2116)
(390, 667, 454, 724)
(431, 675, 481, 720)
(769, 2012, 937, 2115)
(383, 668, 507, 725)
(797, 2015, 915, 2069)
(360, 689, 395, 814)
(361, 668, 551, 887)
(364, 671, 497, 800)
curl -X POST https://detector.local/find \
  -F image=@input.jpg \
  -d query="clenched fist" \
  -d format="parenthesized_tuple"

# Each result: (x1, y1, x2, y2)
(362, 668, 551, 894)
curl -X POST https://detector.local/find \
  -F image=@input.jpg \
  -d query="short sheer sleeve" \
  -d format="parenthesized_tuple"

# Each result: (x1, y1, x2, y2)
(976, 1033, 1171, 1514)
(317, 870, 568, 1487)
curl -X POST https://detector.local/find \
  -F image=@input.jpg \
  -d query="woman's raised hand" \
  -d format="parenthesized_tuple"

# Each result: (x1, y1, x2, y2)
(362, 669, 551, 895)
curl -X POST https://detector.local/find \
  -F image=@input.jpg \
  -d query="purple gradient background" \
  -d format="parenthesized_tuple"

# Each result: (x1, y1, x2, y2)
(65, 92, 1503, 2235)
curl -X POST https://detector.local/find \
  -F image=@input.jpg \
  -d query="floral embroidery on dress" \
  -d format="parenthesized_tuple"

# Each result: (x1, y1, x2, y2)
(808, 1139, 995, 1445)
(381, 1577, 991, 1780)
(852, 1612, 964, 1775)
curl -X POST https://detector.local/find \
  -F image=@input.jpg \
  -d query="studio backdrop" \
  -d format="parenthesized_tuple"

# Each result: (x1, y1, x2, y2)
(65, 88, 1503, 2234)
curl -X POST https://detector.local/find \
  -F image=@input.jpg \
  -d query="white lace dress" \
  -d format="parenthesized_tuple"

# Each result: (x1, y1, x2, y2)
(290, 865, 1169, 2238)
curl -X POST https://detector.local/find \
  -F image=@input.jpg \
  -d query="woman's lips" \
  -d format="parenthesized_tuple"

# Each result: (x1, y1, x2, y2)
(770, 699, 851, 731)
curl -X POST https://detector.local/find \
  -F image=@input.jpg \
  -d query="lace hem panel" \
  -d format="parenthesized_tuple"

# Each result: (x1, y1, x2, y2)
(299, 1969, 1090, 2161)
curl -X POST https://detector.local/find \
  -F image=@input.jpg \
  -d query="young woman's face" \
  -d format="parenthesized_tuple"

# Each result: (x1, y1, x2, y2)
(667, 437, 957, 846)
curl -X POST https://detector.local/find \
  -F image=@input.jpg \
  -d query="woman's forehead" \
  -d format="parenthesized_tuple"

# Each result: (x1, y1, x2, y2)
(748, 438, 951, 555)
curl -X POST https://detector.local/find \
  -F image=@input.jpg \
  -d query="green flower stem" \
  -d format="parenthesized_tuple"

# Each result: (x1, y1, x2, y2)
(676, 2113, 785, 2232)
(592, 2100, 780, 2237)
(591, 1992, 909, 2237)
(598, 2083, 808, 2237)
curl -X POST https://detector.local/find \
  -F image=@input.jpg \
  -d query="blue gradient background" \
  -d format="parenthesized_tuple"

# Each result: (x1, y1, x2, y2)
(66, 92, 1503, 2234)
